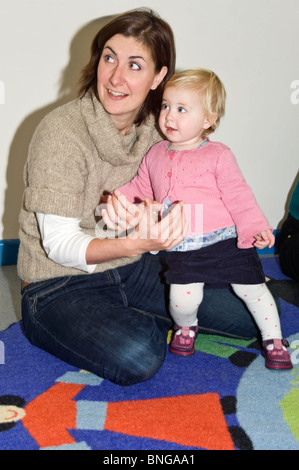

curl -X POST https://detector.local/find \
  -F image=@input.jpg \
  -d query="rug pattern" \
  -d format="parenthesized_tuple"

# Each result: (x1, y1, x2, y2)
(0, 257, 298, 450)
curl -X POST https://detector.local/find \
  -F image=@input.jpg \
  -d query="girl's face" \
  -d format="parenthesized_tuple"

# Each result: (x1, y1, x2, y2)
(97, 34, 167, 134)
(159, 86, 216, 150)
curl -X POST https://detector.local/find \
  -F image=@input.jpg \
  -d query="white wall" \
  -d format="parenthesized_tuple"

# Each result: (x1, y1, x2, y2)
(0, 0, 298, 239)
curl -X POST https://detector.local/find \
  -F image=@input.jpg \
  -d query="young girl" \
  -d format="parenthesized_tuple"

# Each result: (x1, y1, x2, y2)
(103, 69, 292, 370)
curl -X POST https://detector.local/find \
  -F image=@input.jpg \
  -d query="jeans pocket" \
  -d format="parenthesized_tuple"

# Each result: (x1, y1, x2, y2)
(23, 276, 72, 318)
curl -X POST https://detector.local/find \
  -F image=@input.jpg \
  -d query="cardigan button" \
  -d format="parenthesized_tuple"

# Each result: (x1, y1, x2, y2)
(167, 171, 172, 177)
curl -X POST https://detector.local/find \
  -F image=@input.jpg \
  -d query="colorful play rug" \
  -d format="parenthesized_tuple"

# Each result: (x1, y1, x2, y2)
(0, 257, 298, 450)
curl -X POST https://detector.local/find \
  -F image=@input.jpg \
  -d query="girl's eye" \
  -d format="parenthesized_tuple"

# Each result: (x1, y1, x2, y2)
(162, 103, 169, 110)
(178, 107, 186, 113)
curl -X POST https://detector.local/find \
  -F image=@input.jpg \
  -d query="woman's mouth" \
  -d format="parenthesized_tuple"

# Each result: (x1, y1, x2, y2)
(108, 89, 128, 98)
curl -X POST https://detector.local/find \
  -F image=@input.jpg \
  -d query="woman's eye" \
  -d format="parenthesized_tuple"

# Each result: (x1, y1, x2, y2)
(104, 54, 115, 63)
(130, 62, 141, 70)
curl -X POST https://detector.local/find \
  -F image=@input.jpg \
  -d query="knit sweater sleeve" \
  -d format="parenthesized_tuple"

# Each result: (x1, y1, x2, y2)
(23, 104, 87, 218)
(117, 150, 155, 203)
(215, 148, 272, 248)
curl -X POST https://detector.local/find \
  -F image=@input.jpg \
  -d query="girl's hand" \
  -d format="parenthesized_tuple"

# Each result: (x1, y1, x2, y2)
(253, 230, 275, 249)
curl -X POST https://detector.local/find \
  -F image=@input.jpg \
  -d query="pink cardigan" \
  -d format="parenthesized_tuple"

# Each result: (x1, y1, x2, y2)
(118, 140, 272, 248)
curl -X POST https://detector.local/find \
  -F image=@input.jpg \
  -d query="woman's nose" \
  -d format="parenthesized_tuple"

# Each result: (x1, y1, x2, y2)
(110, 64, 125, 87)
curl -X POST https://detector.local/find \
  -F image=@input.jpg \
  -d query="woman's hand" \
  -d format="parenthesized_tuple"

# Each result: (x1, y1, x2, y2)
(87, 196, 187, 265)
(92, 190, 187, 262)
(101, 190, 147, 231)
(127, 198, 188, 255)
(253, 230, 275, 249)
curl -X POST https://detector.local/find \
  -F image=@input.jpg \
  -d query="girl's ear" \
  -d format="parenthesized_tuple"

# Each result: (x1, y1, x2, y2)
(151, 66, 168, 90)
(204, 113, 218, 129)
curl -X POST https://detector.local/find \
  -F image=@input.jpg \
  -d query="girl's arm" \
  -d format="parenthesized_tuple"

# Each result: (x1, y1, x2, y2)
(216, 149, 273, 248)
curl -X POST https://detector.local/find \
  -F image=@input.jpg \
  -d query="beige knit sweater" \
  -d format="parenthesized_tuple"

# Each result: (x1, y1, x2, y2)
(18, 92, 162, 282)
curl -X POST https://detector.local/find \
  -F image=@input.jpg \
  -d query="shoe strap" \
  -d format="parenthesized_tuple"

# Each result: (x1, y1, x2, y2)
(181, 327, 191, 337)
(273, 339, 283, 350)
(263, 338, 289, 349)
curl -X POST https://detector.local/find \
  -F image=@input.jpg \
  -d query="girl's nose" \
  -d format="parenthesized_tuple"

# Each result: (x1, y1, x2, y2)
(165, 109, 174, 123)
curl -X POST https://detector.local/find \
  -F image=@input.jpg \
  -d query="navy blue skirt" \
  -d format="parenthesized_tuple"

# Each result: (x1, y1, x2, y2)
(165, 238, 265, 286)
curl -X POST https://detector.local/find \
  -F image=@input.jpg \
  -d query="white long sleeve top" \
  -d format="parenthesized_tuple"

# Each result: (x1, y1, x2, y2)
(36, 213, 97, 273)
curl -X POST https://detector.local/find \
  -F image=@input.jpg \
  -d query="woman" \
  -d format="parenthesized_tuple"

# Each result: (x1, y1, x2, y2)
(18, 8, 264, 386)
(279, 179, 299, 281)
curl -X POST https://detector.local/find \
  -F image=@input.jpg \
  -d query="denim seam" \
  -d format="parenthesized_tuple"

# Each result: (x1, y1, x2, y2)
(22, 279, 49, 296)
(24, 276, 72, 299)
(131, 307, 172, 325)
(119, 287, 128, 307)
(105, 270, 114, 285)
(111, 268, 121, 285)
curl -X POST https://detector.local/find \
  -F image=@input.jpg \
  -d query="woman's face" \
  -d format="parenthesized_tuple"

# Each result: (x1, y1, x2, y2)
(97, 34, 167, 133)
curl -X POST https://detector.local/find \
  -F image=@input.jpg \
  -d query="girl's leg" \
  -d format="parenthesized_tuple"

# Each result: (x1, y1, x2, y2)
(169, 283, 204, 356)
(231, 283, 282, 340)
(169, 282, 204, 327)
(231, 283, 292, 370)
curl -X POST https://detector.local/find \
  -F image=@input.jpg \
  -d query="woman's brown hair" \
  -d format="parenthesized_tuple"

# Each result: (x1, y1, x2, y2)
(78, 8, 176, 125)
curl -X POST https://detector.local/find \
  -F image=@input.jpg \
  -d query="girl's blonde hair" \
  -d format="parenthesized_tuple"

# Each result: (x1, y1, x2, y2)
(165, 68, 226, 137)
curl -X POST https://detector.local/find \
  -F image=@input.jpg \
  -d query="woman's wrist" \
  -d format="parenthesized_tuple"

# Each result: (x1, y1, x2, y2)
(85, 236, 142, 265)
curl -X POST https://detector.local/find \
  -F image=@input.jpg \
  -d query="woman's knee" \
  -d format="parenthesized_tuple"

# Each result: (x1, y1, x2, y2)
(107, 323, 168, 386)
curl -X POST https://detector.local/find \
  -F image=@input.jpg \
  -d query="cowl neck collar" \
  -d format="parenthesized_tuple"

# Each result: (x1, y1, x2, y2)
(80, 92, 158, 166)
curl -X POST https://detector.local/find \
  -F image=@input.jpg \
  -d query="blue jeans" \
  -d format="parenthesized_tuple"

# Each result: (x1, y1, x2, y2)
(21, 253, 262, 386)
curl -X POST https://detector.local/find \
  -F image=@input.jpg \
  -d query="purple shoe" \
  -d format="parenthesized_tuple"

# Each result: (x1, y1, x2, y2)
(169, 325, 199, 356)
(262, 338, 293, 370)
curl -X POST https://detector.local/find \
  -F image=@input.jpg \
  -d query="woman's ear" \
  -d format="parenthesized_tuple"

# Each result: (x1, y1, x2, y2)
(151, 66, 168, 90)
